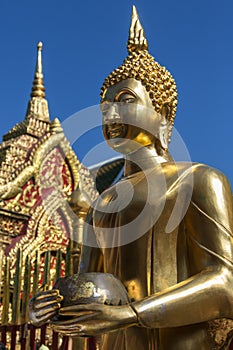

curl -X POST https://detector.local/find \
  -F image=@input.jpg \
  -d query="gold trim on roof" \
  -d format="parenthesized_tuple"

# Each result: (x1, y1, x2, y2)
(0, 119, 80, 199)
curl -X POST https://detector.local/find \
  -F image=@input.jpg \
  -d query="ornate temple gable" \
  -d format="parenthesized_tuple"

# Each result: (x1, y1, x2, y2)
(0, 113, 97, 261)
(0, 43, 98, 266)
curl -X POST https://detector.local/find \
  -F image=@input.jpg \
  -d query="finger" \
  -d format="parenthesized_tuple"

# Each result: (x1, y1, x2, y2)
(36, 303, 61, 318)
(59, 304, 101, 314)
(39, 311, 57, 322)
(53, 312, 98, 327)
(30, 310, 56, 326)
(34, 297, 63, 310)
(52, 326, 82, 334)
(51, 323, 81, 333)
(35, 290, 60, 300)
(52, 324, 78, 331)
(52, 321, 97, 337)
(53, 329, 84, 337)
(53, 325, 93, 338)
(59, 310, 97, 318)
(53, 328, 85, 337)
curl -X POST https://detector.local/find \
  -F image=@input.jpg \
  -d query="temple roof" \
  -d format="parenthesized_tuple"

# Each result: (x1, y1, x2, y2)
(0, 43, 51, 189)
(3, 42, 50, 144)
(0, 42, 124, 202)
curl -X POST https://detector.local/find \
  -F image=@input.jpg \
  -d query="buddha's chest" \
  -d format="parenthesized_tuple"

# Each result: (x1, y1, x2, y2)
(93, 170, 182, 240)
(92, 171, 181, 296)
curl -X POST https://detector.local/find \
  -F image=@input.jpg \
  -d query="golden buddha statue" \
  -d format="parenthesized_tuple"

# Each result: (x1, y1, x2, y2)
(29, 6, 233, 350)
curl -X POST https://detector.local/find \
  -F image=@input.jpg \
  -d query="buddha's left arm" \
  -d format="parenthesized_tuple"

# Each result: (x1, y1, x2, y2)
(132, 166, 233, 328)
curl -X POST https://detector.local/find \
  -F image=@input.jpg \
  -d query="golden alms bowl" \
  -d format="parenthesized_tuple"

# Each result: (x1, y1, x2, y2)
(53, 272, 130, 308)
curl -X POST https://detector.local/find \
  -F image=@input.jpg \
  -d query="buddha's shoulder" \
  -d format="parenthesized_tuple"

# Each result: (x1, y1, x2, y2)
(162, 161, 223, 176)
(161, 161, 229, 189)
(123, 162, 227, 183)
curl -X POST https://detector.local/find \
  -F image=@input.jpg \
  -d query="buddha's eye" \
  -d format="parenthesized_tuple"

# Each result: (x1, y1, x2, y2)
(117, 92, 136, 104)
(122, 97, 135, 103)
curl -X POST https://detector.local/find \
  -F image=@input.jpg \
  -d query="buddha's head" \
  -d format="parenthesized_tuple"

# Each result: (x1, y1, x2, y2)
(101, 6, 178, 155)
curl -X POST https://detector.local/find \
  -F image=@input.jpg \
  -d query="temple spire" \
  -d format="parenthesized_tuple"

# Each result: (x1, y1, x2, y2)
(26, 41, 50, 121)
(30, 42, 45, 98)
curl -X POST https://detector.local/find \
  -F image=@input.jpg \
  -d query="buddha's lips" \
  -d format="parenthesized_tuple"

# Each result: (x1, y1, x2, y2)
(105, 123, 127, 139)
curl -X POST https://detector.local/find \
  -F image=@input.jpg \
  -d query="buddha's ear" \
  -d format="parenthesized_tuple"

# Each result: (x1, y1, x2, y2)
(158, 104, 169, 150)
(161, 103, 171, 120)
(158, 121, 168, 151)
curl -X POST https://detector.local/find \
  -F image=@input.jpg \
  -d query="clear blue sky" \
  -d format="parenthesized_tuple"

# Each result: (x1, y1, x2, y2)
(0, 0, 232, 185)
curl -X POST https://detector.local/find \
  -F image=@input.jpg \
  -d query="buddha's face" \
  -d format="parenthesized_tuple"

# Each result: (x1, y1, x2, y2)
(101, 78, 168, 154)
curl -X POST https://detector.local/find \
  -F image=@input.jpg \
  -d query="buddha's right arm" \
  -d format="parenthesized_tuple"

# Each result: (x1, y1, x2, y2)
(131, 265, 233, 328)
(131, 165, 233, 328)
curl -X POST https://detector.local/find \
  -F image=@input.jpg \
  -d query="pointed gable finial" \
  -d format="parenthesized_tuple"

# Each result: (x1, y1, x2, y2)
(26, 41, 50, 121)
(30, 41, 46, 98)
(127, 5, 148, 53)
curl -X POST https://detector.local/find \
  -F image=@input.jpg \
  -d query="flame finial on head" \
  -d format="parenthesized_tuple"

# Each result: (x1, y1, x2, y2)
(127, 5, 148, 53)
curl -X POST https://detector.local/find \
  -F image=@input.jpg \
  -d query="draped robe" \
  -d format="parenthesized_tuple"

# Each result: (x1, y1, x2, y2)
(81, 162, 233, 350)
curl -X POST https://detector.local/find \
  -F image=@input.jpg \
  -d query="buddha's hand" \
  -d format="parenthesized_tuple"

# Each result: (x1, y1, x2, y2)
(50, 303, 138, 337)
(29, 290, 63, 326)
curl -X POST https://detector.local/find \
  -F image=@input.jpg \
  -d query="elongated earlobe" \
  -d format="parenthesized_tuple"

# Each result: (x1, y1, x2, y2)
(158, 118, 169, 150)
(161, 103, 171, 121)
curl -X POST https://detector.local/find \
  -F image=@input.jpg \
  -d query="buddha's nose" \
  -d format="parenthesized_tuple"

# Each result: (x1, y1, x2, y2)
(103, 103, 121, 123)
